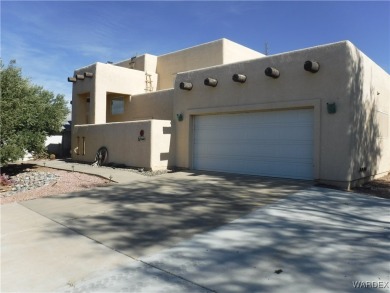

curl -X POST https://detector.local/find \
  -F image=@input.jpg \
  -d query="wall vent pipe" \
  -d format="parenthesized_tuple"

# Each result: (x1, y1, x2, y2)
(68, 77, 77, 82)
(179, 82, 193, 91)
(304, 60, 320, 73)
(75, 74, 85, 80)
(84, 72, 94, 78)
(204, 77, 218, 87)
(265, 67, 280, 78)
(232, 74, 247, 83)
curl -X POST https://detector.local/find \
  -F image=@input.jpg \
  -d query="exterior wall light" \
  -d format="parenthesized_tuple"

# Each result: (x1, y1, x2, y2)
(84, 72, 94, 78)
(327, 102, 336, 114)
(232, 74, 247, 83)
(179, 82, 193, 91)
(265, 67, 280, 78)
(138, 130, 145, 141)
(76, 74, 85, 80)
(304, 60, 320, 73)
(68, 77, 77, 82)
(177, 113, 184, 121)
(204, 77, 218, 87)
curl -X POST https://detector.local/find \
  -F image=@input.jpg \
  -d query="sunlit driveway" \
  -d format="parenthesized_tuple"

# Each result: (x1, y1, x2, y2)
(1, 171, 388, 292)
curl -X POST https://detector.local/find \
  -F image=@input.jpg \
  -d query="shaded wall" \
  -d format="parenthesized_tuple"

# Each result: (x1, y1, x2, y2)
(72, 120, 172, 170)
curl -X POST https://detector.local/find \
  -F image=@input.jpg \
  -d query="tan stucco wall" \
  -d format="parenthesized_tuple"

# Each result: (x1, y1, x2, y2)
(115, 54, 158, 73)
(346, 42, 390, 184)
(106, 93, 131, 123)
(94, 63, 158, 124)
(71, 64, 96, 126)
(72, 63, 158, 126)
(172, 41, 390, 188)
(125, 89, 173, 121)
(104, 89, 173, 123)
(151, 120, 174, 169)
(70, 39, 389, 188)
(72, 120, 172, 170)
(72, 39, 263, 127)
(156, 39, 264, 90)
(222, 38, 265, 64)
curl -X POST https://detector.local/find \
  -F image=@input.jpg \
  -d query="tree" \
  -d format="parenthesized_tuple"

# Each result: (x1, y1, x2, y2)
(0, 60, 69, 165)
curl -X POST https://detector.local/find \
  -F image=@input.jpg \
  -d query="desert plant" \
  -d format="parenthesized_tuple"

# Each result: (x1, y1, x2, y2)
(49, 154, 56, 160)
(0, 173, 14, 186)
(32, 150, 49, 160)
(0, 60, 69, 165)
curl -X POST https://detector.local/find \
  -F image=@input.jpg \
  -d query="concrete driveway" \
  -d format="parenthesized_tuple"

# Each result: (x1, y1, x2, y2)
(1, 171, 389, 292)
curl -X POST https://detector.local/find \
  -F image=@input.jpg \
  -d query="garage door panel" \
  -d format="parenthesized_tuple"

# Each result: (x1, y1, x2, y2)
(195, 140, 312, 159)
(193, 109, 314, 180)
(194, 157, 313, 179)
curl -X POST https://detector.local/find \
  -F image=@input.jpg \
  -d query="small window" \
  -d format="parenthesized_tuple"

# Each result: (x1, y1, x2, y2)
(111, 97, 124, 115)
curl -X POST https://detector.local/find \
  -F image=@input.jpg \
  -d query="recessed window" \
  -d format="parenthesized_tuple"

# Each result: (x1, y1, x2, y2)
(111, 97, 124, 115)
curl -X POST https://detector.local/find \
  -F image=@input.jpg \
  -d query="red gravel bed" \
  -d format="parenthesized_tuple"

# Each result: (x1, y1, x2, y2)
(1, 166, 110, 205)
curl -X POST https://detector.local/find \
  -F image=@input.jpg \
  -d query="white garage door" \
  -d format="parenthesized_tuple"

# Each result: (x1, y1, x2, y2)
(193, 109, 313, 179)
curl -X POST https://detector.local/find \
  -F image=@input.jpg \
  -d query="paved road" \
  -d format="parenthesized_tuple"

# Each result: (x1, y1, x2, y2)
(1, 170, 389, 292)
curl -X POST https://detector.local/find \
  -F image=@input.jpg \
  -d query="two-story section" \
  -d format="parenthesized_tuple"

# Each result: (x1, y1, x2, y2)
(68, 38, 390, 189)
(68, 39, 264, 170)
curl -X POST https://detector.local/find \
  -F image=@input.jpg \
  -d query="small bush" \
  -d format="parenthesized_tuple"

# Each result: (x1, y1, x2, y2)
(0, 173, 14, 186)
(49, 154, 56, 160)
(33, 151, 48, 160)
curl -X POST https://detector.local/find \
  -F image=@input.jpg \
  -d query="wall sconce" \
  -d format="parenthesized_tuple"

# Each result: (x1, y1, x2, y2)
(177, 113, 184, 121)
(232, 74, 247, 83)
(179, 82, 193, 91)
(265, 67, 280, 78)
(76, 74, 85, 80)
(327, 102, 336, 114)
(304, 60, 320, 73)
(138, 129, 145, 141)
(204, 77, 218, 87)
(84, 72, 94, 78)
(68, 77, 77, 82)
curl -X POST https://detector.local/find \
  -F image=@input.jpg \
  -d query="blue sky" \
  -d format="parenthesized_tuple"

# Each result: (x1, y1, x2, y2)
(1, 1, 389, 108)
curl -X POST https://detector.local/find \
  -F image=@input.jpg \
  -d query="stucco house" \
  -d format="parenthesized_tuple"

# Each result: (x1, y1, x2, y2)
(68, 38, 390, 189)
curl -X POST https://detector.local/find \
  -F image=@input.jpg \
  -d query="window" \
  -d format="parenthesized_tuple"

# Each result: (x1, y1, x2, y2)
(82, 137, 86, 155)
(111, 97, 124, 115)
(76, 136, 80, 155)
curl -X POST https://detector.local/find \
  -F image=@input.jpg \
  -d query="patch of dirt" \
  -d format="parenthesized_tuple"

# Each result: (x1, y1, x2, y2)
(1, 163, 111, 205)
(352, 173, 390, 199)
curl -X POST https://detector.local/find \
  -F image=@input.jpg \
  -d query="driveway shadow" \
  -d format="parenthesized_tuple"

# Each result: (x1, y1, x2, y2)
(21, 171, 311, 258)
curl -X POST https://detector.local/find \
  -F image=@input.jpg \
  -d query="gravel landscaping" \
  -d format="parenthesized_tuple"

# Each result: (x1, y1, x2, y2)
(0, 165, 110, 205)
(1, 162, 388, 205)
(352, 173, 390, 199)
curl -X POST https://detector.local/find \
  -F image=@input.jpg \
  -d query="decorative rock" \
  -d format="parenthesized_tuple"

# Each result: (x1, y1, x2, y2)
(1, 171, 59, 197)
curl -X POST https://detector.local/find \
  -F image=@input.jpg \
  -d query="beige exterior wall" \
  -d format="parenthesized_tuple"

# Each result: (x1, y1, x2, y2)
(222, 38, 265, 64)
(173, 41, 390, 188)
(71, 39, 263, 127)
(72, 120, 172, 170)
(72, 63, 158, 125)
(94, 63, 158, 124)
(125, 89, 174, 121)
(104, 90, 173, 122)
(346, 42, 390, 184)
(156, 39, 264, 90)
(115, 54, 158, 73)
(69, 38, 389, 188)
